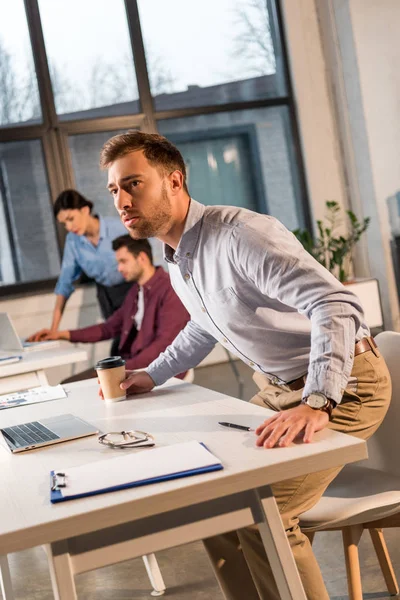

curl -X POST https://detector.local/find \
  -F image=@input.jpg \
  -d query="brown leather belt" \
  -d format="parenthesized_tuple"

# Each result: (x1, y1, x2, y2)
(286, 336, 377, 391)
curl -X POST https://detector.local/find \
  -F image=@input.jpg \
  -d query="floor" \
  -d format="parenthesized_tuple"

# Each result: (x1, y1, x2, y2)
(3, 361, 400, 600)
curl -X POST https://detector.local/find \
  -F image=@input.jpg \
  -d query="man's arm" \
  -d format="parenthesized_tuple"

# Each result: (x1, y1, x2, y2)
(140, 319, 218, 386)
(124, 287, 190, 370)
(69, 305, 125, 344)
(232, 218, 365, 405)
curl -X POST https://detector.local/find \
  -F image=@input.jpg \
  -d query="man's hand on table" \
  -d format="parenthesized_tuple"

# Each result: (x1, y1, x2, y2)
(255, 404, 329, 448)
(27, 329, 70, 342)
(98, 370, 155, 399)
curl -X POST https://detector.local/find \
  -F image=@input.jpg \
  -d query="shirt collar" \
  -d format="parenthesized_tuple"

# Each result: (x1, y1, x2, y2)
(164, 199, 205, 264)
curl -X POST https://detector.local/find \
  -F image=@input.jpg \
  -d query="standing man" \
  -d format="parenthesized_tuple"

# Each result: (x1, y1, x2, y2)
(39, 235, 190, 382)
(100, 131, 391, 600)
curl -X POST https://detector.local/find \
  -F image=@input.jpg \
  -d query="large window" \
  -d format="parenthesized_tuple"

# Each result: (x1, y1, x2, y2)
(0, 0, 309, 294)
(0, 0, 41, 127)
(138, 0, 285, 111)
(38, 0, 139, 120)
(0, 140, 59, 285)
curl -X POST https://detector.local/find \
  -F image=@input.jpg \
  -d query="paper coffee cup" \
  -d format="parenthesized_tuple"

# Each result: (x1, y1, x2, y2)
(95, 356, 126, 402)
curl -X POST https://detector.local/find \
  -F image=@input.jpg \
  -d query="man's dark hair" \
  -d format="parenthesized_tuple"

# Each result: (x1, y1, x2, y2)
(53, 189, 93, 217)
(112, 235, 153, 264)
(100, 130, 189, 194)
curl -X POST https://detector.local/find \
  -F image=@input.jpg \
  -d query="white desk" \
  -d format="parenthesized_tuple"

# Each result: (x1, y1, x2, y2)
(0, 345, 88, 394)
(0, 378, 367, 599)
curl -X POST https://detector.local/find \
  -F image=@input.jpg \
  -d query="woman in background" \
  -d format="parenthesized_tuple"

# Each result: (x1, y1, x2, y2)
(28, 189, 130, 352)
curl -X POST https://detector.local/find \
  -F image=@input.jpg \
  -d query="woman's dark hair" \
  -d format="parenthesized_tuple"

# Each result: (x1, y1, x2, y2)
(53, 189, 94, 217)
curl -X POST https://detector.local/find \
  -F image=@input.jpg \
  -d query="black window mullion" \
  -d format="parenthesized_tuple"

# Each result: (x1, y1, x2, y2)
(23, 0, 58, 129)
(124, 0, 156, 132)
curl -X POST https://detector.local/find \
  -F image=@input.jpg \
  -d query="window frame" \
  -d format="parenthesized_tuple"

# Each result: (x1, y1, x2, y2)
(0, 0, 311, 296)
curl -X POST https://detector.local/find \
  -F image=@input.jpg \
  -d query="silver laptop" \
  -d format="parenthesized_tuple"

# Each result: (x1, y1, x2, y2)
(0, 313, 60, 353)
(1, 414, 98, 453)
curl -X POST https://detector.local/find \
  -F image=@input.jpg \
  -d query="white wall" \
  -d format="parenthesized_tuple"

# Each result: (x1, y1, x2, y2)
(280, 0, 348, 224)
(347, 0, 400, 329)
(282, 0, 400, 330)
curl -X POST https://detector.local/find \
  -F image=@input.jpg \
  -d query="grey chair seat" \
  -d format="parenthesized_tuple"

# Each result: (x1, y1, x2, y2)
(301, 465, 400, 531)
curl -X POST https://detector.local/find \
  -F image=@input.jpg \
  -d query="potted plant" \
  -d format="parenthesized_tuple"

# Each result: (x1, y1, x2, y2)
(293, 201, 383, 329)
(293, 200, 370, 283)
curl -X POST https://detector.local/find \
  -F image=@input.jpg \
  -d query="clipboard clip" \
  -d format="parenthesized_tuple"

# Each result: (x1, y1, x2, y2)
(51, 472, 67, 491)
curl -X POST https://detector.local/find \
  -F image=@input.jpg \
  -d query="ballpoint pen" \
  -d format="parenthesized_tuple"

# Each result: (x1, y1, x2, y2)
(218, 421, 253, 432)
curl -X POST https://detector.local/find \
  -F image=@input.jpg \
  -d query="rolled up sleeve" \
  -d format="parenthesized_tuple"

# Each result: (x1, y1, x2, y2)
(54, 237, 82, 299)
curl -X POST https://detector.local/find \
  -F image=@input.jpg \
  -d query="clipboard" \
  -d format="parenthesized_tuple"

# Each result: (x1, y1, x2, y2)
(50, 441, 223, 504)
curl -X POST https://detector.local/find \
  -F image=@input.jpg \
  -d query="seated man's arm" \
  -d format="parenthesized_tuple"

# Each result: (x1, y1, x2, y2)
(124, 287, 191, 371)
(69, 305, 125, 344)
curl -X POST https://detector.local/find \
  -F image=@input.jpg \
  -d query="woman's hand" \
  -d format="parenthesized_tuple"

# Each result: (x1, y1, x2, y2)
(255, 404, 329, 448)
(98, 370, 155, 399)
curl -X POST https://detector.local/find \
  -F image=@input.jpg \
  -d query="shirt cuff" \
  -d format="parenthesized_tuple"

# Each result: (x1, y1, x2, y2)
(302, 367, 349, 405)
(54, 282, 73, 299)
(146, 361, 177, 387)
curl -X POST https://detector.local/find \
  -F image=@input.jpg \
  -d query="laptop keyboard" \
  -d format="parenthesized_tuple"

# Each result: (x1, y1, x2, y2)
(2, 421, 59, 448)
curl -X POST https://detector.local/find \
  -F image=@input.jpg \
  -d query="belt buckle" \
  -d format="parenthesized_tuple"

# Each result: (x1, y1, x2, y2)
(270, 376, 291, 392)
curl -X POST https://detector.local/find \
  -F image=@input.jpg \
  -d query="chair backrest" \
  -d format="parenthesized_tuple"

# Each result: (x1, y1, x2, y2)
(363, 331, 400, 475)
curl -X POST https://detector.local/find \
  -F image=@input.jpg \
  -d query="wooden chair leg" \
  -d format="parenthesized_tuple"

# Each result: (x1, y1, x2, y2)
(369, 528, 399, 596)
(342, 525, 364, 600)
(303, 531, 315, 545)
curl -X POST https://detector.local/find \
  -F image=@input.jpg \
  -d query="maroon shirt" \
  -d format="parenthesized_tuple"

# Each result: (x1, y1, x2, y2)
(69, 267, 190, 372)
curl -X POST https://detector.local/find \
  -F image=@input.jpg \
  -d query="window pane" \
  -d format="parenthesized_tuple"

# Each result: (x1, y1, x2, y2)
(0, 0, 41, 128)
(69, 130, 128, 218)
(138, 0, 285, 111)
(38, 0, 139, 120)
(0, 140, 59, 286)
(158, 106, 304, 230)
(68, 130, 164, 266)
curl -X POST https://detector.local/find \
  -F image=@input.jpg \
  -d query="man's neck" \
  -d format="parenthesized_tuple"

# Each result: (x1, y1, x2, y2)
(158, 196, 191, 250)
(137, 265, 156, 287)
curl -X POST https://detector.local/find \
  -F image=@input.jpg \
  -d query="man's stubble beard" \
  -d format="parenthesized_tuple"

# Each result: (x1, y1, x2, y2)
(128, 184, 173, 240)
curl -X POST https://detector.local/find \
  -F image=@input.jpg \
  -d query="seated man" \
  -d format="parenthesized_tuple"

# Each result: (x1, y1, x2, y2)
(40, 235, 190, 382)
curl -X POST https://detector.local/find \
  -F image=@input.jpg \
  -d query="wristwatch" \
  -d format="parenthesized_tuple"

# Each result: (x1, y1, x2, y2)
(302, 392, 336, 419)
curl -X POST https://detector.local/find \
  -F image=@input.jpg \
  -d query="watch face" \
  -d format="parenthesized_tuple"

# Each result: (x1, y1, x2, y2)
(306, 393, 327, 409)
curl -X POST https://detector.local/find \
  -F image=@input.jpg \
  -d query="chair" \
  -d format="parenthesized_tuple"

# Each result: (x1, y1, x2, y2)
(300, 331, 400, 600)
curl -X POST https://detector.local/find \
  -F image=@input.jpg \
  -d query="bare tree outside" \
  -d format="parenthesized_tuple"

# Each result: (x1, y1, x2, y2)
(49, 49, 174, 115)
(231, 0, 276, 78)
(0, 37, 41, 126)
(146, 47, 175, 96)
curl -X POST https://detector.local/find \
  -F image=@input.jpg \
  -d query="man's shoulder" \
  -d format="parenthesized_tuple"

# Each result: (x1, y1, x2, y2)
(201, 205, 285, 239)
(149, 267, 173, 292)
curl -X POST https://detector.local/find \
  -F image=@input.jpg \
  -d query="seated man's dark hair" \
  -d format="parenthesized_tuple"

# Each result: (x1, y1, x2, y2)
(112, 235, 153, 264)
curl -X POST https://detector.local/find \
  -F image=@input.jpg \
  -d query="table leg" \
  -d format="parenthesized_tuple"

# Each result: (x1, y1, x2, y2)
(252, 487, 307, 600)
(0, 555, 15, 600)
(45, 542, 77, 600)
(142, 554, 166, 596)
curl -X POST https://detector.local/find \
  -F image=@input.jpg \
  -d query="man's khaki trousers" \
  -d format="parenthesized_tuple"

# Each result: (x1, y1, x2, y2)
(203, 345, 391, 599)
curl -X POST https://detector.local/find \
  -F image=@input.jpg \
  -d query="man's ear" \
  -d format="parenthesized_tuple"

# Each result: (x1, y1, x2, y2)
(169, 169, 184, 194)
